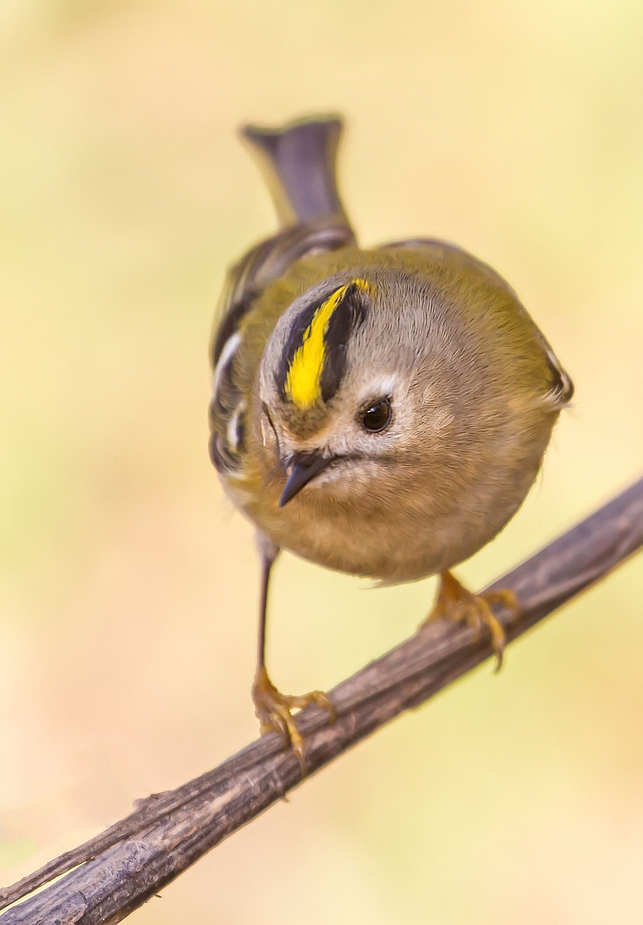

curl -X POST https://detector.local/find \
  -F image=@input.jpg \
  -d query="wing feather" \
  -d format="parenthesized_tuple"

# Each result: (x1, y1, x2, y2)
(209, 219, 353, 475)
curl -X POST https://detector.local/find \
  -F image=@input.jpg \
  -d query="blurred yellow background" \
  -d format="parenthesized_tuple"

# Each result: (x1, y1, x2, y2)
(2, 0, 643, 922)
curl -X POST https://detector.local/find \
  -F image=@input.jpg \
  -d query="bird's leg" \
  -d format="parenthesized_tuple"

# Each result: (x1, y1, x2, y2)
(251, 533, 335, 771)
(422, 570, 519, 670)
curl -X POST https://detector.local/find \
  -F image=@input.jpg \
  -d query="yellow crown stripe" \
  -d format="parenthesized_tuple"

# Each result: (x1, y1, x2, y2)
(285, 284, 349, 409)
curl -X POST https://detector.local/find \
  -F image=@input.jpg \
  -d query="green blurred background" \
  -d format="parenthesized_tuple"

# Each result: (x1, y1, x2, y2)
(2, 1, 643, 922)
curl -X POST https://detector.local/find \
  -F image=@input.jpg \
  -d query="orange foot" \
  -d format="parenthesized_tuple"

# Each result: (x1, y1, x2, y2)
(252, 666, 335, 771)
(423, 571, 519, 670)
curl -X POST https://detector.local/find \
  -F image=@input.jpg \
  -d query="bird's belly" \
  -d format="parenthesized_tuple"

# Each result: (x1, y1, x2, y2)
(283, 521, 455, 582)
(249, 496, 512, 583)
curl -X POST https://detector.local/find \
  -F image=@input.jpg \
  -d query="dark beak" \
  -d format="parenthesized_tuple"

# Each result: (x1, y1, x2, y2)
(279, 451, 335, 507)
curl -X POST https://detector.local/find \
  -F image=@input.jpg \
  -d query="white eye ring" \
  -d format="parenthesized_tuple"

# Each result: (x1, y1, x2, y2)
(358, 375, 399, 406)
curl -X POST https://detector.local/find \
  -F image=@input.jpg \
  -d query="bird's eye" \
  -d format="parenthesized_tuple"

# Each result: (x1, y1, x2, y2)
(359, 398, 392, 433)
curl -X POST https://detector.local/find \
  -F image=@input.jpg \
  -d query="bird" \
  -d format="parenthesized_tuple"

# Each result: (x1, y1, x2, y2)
(208, 114, 573, 768)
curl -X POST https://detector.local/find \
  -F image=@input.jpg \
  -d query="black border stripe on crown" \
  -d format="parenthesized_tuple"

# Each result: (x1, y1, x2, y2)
(275, 281, 370, 405)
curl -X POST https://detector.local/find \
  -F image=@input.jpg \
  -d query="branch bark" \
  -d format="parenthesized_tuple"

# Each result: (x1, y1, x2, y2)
(2, 476, 643, 924)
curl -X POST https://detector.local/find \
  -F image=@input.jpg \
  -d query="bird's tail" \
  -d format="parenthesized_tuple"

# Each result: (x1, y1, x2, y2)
(241, 114, 353, 233)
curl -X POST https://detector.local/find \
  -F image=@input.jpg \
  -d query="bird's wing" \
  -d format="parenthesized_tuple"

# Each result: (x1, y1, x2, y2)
(211, 220, 353, 367)
(209, 220, 353, 476)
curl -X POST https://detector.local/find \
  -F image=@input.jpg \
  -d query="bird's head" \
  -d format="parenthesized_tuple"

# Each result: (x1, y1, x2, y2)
(256, 270, 464, 510)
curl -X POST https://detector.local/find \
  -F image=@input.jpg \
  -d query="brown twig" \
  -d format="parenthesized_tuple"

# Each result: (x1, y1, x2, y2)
(2, 476, 643, 924)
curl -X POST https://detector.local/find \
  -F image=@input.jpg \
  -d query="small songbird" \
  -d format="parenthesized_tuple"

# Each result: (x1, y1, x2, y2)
(209, 114, 572, 766)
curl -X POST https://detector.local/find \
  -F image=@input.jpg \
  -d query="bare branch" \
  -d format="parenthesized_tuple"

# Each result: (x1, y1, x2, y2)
(2, 476, 643, 925)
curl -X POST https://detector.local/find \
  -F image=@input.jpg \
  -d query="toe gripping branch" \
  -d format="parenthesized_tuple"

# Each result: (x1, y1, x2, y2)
(252, 666, 336, 772)
(424, 571, 519, 670)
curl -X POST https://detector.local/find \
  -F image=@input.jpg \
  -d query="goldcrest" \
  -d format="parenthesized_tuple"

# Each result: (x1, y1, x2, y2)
(209, 115, 573, 766)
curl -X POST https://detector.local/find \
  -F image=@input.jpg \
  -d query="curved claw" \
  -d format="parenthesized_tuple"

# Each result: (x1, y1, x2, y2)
(252, 667, 335, 772)
(423, 572, 519, 670)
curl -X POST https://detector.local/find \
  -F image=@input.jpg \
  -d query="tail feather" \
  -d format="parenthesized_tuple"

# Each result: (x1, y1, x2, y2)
(241, 114, 353, 232)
